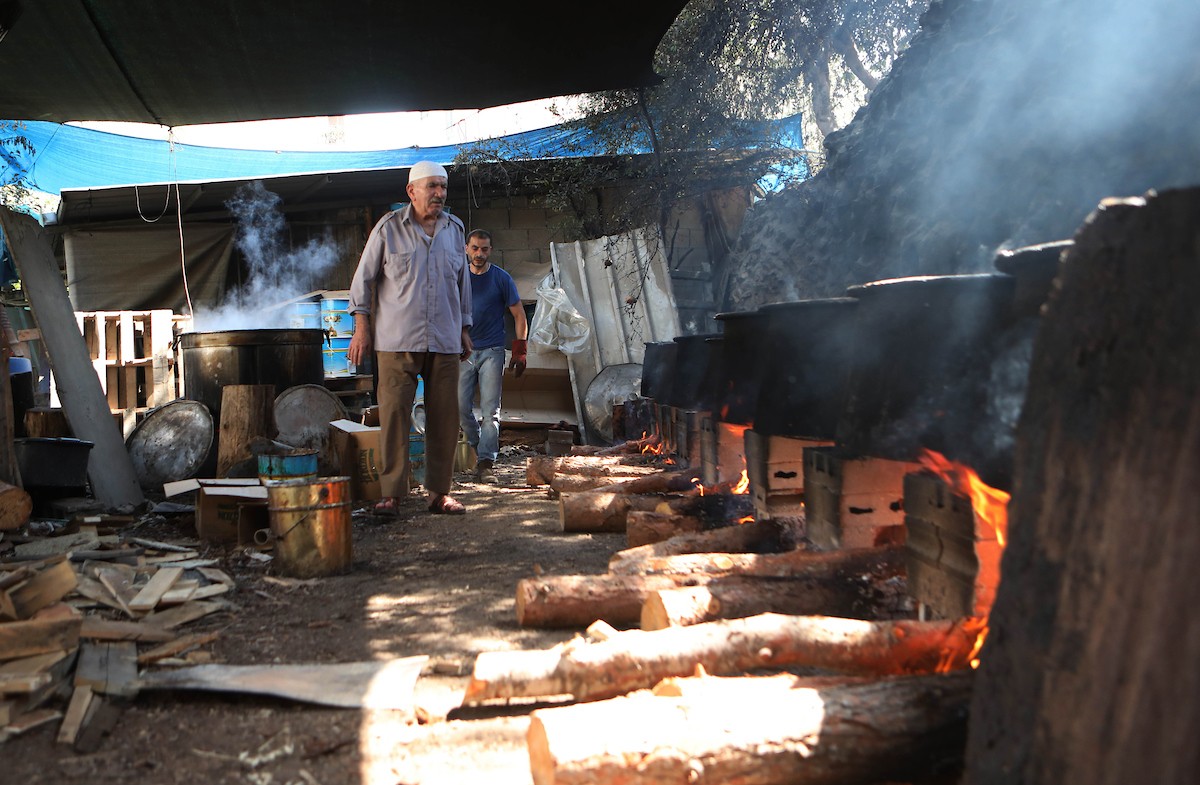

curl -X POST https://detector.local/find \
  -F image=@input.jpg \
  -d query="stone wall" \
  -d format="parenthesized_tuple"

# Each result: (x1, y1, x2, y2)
(726, 0, 1200, 310)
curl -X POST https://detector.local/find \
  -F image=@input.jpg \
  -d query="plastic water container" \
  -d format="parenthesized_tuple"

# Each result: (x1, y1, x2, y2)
(323, 336, 352, 377)
(285, 301, 321, 329)
(408, 432, 425, 486)
(320, 297, 354, 337)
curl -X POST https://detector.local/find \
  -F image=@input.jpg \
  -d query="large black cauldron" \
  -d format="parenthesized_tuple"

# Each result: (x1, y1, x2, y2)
(179, 329, 325, 420)
(753, 297, 860, 440)
(836, 274, 1017, 488)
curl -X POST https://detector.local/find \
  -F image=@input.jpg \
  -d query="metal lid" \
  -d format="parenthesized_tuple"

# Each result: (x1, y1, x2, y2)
(125, 399, 214, 489)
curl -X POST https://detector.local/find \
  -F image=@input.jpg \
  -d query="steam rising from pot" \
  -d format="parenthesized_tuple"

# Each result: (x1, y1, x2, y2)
(191, 180, 338, 332)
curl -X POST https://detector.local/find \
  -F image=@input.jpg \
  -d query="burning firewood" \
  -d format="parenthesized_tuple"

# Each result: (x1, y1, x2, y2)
(526, 455, 660, 486)
(464, 612, 983, 704)
(526, 670, 973, 785)
(622, 512, 793, 550)
(516, 573, 701, 628)
(559, 490, 753, 533)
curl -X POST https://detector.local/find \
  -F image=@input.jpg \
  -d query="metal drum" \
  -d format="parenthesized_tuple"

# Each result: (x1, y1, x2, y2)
(261, 476, 353, 578)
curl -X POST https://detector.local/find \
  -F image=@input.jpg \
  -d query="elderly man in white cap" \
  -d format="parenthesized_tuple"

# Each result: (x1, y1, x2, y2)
(347, 161, 473, 515)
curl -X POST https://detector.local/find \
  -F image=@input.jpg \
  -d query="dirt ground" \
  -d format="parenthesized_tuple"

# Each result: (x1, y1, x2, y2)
(4, 444, 628, 785)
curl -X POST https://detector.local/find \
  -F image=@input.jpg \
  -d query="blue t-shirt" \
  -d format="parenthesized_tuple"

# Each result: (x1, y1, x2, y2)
(468, 264, 521, 349)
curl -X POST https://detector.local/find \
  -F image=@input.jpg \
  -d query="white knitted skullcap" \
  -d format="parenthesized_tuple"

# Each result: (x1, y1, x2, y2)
(408, 161, 448, 183)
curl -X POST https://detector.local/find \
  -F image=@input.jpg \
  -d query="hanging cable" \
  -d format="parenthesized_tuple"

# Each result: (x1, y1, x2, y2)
(165, 130, 194, 319)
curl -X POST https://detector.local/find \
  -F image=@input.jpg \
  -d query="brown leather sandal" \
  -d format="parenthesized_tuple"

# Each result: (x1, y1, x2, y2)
(427, 495, 466, 515)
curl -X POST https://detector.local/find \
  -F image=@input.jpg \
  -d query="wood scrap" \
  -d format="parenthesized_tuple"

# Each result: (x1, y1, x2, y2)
(526, 671, 973, 785)
(74, 641, 139, 697)
(137, 631, 221, 665)
(79, 617, 177, 643)
(56, 685, 94, 745)
(550, 469, 697, 498)
(140, 599, 229, 629)
(5, 558, 78, 619)
(127, 566, 184, 613)
(0, 615, 81, 661)
(464, 613, 984, 704)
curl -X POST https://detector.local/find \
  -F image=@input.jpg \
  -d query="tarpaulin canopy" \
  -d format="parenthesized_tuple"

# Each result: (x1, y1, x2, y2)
(2, 112, 806, 201)
(0, 1, 689, 126)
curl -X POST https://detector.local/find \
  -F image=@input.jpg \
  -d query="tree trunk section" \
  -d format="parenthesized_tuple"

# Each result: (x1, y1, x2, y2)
(616, 518, 798, 564)
(560, 491, 753, 533)
(464, 612, 982, 704)
(516, 573, 703, 629)
(216, 384, 276, 477)
(548, 469, 691, 497)
(528, 671, 972, 785)
(625, 510, 705, 546)
(640, 570, 911, 631)
(526, 455, 657, 486)
(0, 479, 32, 531)
(610, 544, 905, 579)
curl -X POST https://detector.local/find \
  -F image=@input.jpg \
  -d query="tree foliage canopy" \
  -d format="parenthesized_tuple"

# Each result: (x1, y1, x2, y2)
(457, 0, 926, 237)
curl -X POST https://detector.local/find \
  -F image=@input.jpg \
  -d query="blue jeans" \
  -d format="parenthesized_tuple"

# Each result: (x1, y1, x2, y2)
(458, 346, 505, 463)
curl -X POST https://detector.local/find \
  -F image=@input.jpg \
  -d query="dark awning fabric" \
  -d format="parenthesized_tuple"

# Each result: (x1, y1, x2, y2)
(0, 1, 688, 126)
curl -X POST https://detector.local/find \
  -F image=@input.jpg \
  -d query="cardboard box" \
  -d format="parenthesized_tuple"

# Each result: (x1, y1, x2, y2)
(328, 419, 382, 501)
(164, 478, 268, 543)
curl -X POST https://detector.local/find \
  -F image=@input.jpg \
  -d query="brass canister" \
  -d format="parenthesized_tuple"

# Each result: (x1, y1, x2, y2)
(264, 476, 352, 578)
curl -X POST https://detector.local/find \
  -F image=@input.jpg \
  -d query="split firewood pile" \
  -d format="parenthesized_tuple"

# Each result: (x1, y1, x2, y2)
(0, 515, 233, 747)
(488, 438, 986, 785)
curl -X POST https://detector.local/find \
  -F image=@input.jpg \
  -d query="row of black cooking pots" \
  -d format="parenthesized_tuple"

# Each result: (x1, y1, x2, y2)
(640, 241, 1069, 490)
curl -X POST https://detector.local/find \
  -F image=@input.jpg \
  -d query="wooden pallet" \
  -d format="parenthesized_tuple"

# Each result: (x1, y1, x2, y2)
(50, 311, 178, 434)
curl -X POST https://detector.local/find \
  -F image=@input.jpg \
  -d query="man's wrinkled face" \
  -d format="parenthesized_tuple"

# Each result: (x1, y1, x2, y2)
(467, 236, 493, 269)
(407, 176, 448, 218)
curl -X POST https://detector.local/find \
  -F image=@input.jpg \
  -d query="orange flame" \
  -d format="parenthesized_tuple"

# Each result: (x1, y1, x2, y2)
(732, 469, 750, 494)
(918, 449, 1009, 546)
(736, 515, 754, 525)
(919, 449, 1010, 670)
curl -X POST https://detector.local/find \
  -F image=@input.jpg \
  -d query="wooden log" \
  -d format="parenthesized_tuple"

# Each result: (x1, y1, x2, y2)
(526, 455, 656, 486)
(0, 479, 32, 531)
(527, 671, 973, 785)
(216, 384, 276, 477)
(518, 547, 906, 630)
(616, 518, 798, 564)
(464, 613, 982, 704)
(612, 543, 905, 579)
(549, 469, 694, 497)
(641, 570, 912, 631)
(625, 510, 707, 546)
(560, 491, 753, 533)
(516, 573, 704, 629)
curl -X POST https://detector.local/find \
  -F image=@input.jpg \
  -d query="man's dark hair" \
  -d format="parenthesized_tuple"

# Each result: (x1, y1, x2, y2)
(467, 229, 492, 242)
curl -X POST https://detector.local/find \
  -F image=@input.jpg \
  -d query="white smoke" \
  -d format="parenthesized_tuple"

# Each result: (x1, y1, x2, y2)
(191, 180, 339, 332)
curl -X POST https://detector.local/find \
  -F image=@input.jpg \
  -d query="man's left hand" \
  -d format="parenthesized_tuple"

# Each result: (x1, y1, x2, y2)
(460, 329, 473, 361)
(508, 339, 527, 377)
